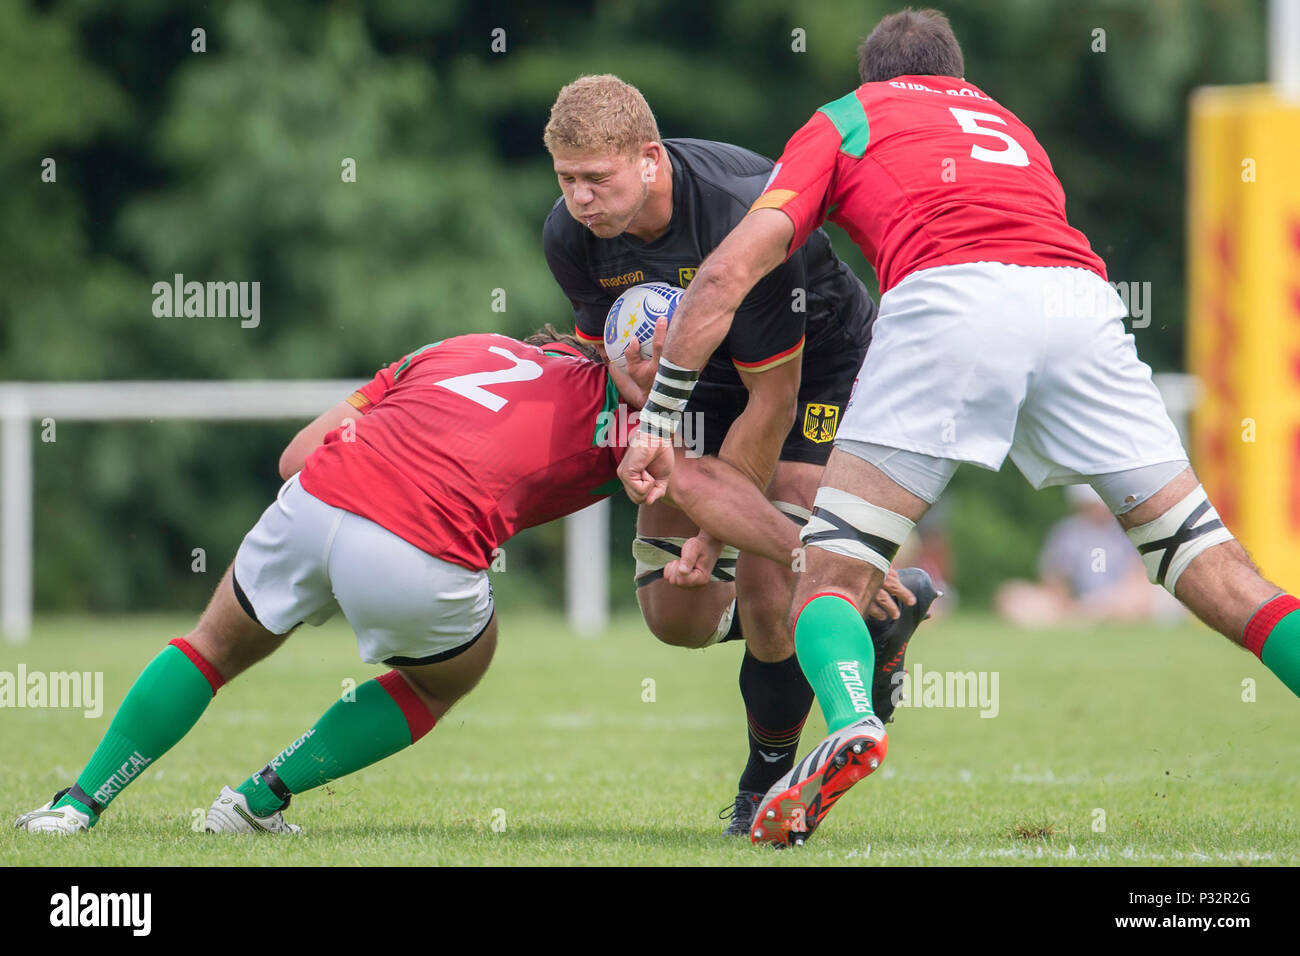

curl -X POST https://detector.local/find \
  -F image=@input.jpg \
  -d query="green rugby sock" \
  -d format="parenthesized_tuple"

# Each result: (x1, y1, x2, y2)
(55, 639, 223, 821)
(793, 593, 876, 733)
(237, 671, 435, 817)
(1244, 595, 1300, 697)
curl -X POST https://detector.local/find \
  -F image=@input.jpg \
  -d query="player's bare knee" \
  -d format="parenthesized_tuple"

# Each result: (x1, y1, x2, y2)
(394, 616, 497, 719)
(637, 591, 718, 648)
(742, 615, 795, 660)
(650, 625, 709, 649)
(185, 573, 278, 676)
(632, 533, 738, 647)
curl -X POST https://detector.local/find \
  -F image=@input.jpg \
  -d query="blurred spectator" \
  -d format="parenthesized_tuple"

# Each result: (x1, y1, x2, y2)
(995, 484, 1184, 626)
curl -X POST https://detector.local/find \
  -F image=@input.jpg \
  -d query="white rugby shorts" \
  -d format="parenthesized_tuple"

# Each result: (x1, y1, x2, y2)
(232, 474, 494, 665)
(838, 262, 1188, 488)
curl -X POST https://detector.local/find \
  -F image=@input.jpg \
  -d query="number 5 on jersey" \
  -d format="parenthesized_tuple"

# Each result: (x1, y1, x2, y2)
(948, 107, 1029, 167)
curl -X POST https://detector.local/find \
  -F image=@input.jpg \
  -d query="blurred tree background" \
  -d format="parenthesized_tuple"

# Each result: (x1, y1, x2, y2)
(0, 0, 1268, 614)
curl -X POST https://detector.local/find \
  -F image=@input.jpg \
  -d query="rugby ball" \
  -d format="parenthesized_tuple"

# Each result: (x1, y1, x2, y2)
(603, 281, 684, 366)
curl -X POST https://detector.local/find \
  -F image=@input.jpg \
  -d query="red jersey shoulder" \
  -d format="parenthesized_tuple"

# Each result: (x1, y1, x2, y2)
(856, 77, 1041, 163)
(347, 333, 614, 422)
(388, 334, 601, 391)
(756, 76, 1103, 292)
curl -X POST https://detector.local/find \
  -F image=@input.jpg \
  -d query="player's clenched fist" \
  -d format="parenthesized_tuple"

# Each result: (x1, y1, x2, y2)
(664, 533, 723, 589)
(618, 430, 675, 505)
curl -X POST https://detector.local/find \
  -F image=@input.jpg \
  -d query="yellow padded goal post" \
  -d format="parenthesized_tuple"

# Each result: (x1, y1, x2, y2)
(1188, 84, 1300, 585)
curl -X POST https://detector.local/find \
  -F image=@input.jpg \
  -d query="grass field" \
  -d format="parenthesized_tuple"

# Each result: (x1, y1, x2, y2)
(1, 610, 1296, 867)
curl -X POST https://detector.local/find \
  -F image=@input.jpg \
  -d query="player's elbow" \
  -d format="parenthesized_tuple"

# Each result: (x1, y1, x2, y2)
(278, 440, 306, 481)
(638, 586, 718, 649)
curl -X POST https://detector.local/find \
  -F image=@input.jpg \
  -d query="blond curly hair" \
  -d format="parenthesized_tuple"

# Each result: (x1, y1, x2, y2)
(543, 74, 662, 157)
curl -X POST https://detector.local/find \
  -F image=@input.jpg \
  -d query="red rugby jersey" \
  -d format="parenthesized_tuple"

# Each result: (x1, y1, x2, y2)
(752, 76, 1105, 292)
(299, 334, 630, 571)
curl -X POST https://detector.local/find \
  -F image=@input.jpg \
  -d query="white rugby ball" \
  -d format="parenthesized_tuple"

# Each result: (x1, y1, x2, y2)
(603, 281, 684, 365)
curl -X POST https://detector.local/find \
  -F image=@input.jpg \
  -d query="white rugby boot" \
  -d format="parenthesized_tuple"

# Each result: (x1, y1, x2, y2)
(204, 785, 302, 834)
(14, 789, 94, 834)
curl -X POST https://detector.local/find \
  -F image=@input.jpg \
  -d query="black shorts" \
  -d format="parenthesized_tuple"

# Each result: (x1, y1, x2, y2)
(687, 326, 867, 467)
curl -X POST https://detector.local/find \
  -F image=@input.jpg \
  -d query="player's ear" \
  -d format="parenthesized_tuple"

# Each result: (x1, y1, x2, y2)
(639, 143, 662, 184)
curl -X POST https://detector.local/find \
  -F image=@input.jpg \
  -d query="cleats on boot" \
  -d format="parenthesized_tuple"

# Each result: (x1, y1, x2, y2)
(750, 716, 888, 848)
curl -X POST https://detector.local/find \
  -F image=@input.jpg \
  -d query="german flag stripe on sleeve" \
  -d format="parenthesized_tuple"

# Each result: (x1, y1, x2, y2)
(575, 326, 603, 343)
(733, 335, 805, 373)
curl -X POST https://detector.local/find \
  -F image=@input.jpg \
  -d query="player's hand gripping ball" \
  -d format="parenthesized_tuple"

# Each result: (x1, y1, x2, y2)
(603, 282, 684, 367)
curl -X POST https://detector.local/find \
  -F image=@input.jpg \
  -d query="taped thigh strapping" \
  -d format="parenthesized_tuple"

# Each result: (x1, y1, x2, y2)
(633, 536, 740, 588)
(1125, 484, 1234, 594)
(772, 500, 812, 527)
(799, 487, 915, 574)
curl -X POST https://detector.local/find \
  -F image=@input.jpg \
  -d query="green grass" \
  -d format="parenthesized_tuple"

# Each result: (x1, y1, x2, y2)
(1, 611, 1296, 866)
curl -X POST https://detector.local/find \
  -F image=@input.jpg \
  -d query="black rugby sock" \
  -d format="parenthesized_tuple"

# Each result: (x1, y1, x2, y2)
(736, 650, 815, 793)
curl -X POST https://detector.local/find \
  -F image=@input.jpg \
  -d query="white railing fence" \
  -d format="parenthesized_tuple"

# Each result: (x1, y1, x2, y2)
(0, 380, 610, 643)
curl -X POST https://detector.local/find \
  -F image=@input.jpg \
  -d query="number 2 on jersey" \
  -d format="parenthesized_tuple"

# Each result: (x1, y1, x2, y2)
(948, 107, 1029, 167)
(434, 346, 542, 412)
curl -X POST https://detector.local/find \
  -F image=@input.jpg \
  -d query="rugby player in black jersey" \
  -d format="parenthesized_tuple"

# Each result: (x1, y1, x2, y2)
(541, 75, 939, 835)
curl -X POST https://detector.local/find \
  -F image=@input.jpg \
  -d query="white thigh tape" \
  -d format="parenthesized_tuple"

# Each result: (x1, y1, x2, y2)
(1126, 484, 1234, 593)
(772, 500, 812, 526)
(799, 487, 916, 573)
(633, 535, 740, 587)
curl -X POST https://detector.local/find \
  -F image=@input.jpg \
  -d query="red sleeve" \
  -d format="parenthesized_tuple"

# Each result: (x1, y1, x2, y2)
(348, 361, 397, 413)
(347, 340, 447, 413)
(748, 111, 841, 258)
(345, 361, 399, 415)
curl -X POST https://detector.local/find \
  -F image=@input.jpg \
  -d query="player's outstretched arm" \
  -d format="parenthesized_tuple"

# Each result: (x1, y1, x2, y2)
(722, 358, 801, 492)
(659, 359, 798, 573)
(619, 209, 795, 504)
(668, 454, 798, 566)
(665, 457, 917, 618)
(660, 208, 796, 371)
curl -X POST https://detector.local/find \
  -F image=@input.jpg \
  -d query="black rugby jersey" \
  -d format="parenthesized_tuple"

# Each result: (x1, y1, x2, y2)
(544, 138, 875, 388)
